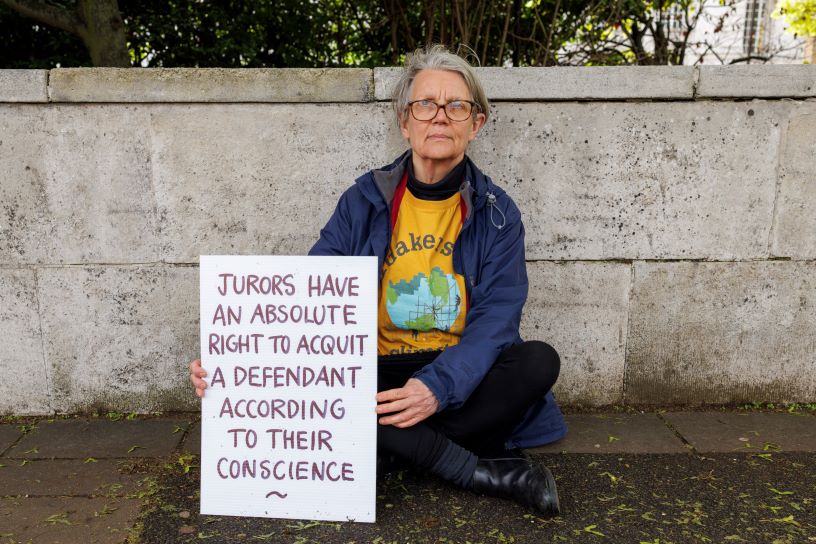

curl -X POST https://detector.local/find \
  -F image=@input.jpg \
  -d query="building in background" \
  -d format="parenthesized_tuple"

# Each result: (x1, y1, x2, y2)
(680, 0, 807, 64)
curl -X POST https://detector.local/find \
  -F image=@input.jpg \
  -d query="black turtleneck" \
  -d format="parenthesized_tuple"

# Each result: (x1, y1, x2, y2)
(407, 157, 466, 201)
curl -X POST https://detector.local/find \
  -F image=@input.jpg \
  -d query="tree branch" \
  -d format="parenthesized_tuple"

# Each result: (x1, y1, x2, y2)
(729, 54, 771, 64)
(542, 0, 561, 66)
(0, 0, 85, 38)
(496, 0, 512, 64)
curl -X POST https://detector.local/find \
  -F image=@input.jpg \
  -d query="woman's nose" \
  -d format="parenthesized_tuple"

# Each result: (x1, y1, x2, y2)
(432, 105, 449, 123)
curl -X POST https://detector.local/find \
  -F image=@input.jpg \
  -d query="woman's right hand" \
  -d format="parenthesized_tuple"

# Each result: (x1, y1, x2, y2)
(189, 359, 208, 398)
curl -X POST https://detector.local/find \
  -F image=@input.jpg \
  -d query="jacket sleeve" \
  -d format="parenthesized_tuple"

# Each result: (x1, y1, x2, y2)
(308, 188, 354, 257)
(412, 199, 529, 411)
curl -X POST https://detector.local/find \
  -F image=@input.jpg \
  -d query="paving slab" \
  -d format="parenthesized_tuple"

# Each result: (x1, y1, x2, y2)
(6, 419, 186, 459)
(663, 412, 816, 453)
(0, 425, 22, 454)
(0, 496, 140, 544)
(529, 414, 687, 454)
(0, 459, 140, 497)
(180, 421, 200, 455)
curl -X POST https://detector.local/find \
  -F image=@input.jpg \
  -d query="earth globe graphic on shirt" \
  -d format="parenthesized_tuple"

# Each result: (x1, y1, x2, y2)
(385, 267, 462, 332)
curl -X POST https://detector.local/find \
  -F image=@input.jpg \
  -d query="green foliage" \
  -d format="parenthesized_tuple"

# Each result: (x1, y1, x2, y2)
(772, 0, 816, 37)
(0, 0, 732, 67)
(0, 0, 592, 68)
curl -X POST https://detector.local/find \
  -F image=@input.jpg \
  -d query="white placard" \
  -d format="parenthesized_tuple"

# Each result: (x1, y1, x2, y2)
(199, 255, 377, 522)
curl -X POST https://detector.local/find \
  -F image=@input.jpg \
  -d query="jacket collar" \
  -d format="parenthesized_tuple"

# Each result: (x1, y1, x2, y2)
(360, 149, 489, 222)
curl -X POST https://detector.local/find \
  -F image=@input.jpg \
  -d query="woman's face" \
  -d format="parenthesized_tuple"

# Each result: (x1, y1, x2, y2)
(400, 69, 486, 166)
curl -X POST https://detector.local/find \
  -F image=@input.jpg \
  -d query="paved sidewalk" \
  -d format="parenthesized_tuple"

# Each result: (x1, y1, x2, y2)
(1, 411, 814, 543)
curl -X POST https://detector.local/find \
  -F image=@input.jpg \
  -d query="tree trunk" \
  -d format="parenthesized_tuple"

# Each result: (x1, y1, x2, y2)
(78, 0, 129, 66)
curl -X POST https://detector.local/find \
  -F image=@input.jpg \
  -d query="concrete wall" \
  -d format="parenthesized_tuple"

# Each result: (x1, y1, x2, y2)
(1, 66, 815, 415)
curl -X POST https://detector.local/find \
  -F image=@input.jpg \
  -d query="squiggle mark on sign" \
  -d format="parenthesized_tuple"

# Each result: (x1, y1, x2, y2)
(266, 491, 288, 499)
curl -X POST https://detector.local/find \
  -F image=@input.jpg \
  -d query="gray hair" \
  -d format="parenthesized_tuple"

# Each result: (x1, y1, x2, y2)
(391, 44, 490, 125)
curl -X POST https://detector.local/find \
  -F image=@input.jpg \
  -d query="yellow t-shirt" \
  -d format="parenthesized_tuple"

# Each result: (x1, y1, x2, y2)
(378, 189, 468, 356)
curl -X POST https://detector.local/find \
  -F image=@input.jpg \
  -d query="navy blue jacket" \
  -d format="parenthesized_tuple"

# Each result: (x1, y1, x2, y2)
(309, 150, 567, 447)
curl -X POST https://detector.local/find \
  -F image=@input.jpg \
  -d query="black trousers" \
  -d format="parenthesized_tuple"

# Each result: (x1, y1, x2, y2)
(377, 341, 560, 466)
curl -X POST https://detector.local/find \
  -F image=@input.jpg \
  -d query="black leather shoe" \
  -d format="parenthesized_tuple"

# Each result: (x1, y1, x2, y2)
(470, 458, 560, 516)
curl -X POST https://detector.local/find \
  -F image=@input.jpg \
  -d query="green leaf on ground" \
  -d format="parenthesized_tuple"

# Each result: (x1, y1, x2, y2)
(94, 504, 117, 517)
(600, 471, 620, 484)
(44, 512, 72, 525)
(583, 524, 606, 536)
(768, 488, 793, 495)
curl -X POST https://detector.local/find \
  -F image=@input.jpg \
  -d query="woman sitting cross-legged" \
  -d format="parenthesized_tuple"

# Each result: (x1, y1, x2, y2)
(191, 44, 566, 515)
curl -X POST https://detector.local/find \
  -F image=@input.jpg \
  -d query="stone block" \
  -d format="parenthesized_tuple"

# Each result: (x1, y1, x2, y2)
(530, 414, 687, 454)
(0, 105, 159, 265)
(0, 496, 140, 544)
(7, 419, 186, 458)
(50, 68, 373, 102)
(149, 103, 391, 262)
(0, 459, 139, 496)
(180, 421, 200, 454)
(0, 269, 50, 415)
(0, 70, 48, 102)
(374, 67, 694, 100)
(625, 262, 816, 404)
(468, 100, 786, 260)
(663, 412, 816, 453)
(771, 106, 816, 259)
(522, 262, 631, 405)
(0, 424, 22, 453)
(37, 266, 199, 413)
(698, 65, 816, 98)
(373, 68, 401, 101)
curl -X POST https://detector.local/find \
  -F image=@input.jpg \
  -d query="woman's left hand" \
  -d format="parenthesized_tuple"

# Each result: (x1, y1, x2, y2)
(375, 378, 439, 428)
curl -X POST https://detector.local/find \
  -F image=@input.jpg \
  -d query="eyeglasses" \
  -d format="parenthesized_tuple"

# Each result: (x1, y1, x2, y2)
(407, 99, 479, 122)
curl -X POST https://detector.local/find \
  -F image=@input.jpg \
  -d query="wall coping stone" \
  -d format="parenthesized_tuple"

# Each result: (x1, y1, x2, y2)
(0, 67, 812, 103)
(697, 65, 816, 98)
(0, 70, 48, 102)
(375, 66, 696, 100)
(48, 67, 374, 103)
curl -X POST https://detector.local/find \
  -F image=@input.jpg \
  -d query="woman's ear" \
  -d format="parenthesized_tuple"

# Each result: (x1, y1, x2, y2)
(469, 111, 487, 141)
(399, 111, 410, 140)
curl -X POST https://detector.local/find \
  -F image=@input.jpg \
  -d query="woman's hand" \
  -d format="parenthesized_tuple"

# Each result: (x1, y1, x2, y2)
(189, 359, 208, 398)
(375, 378, 439, 428)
